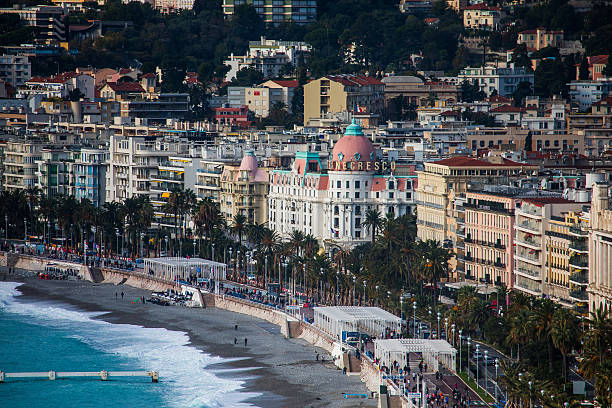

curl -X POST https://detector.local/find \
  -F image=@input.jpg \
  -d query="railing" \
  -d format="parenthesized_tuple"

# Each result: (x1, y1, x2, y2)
(569, 255, 588, 268)
(518, 221, 540, 233)
(569, 272, 588, 284)
(416, 219, 443, 229)
(515, 250, 541, 263)
(515, 267, 540, 278)
(518, 206, 542, 217)
(569, 239, 587, 252)
(569, 226, 588, 237)
(569, 289, 588, 300)
(197, 168, 223, 174)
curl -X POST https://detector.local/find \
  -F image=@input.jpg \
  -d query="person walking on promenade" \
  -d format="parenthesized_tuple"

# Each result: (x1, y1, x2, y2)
(115, 292, 118, 300)
(244, 338, 248, 348)
(121, 291, 124, 299)
(235, 323, 238, 330)
(234, 337, 237, 345)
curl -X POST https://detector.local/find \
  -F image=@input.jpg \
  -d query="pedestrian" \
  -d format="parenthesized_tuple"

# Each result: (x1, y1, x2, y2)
(115, 292, 118, 300)
(235, 323, 238, 330)
(343, 367, 347, 375)
(316, 353, 319, 361)
(244, 338, 247, 347)
(121, 291, 124, 299)
(234, 337, 237, 345)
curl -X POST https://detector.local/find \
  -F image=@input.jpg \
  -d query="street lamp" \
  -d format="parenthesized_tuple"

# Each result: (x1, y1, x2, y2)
(451, 323, 456, 346)
(528, 380, 532, 408)
(459, 329, 463, 373)
(264, 255, 268, 289)
(165, 235, 169, 256)
(5, 214, 8, 240)
(363, 280, 366, 306)
(336, 270, 339, 305)
(484, 350, 488, 395)
(211, 242, 215, 262)
(444, 317, 449, 340)
(193, 238, 196, 257)
(375, 285, 379, 307)
(24, 218, 27, 242)
(229, 247, 233, 279)
(283, 261, 289, 301)
(352, 275, 356, 306)
(467, 337, 471, 380)
(412, 301, 417, 339)
(476, 344, 480, 390)
(320, 268, 324, 303)
(400, 297, 403, 320)
(494, 358, 499, 401)
(437, 312, 441, 339)
(115, 228, 120, 256)
(140, 232, 145, 258)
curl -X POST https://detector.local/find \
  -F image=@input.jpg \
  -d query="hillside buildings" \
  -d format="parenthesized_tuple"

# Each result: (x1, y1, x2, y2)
(0, 54, 31, 88)
(517, 27, 563, 51)
(589, 183, 612, 312)
(463, 4, 502, 31)
(0, 5, 68, 46)
(458, 64, 534, 97)
(221, 0, 316, 25)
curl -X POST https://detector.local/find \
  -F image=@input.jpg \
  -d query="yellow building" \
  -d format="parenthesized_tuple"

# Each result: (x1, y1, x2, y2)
(517, 27, 563, 51)
(220, 150, 268, 225)
(416, 156, 536, 244)
(303, 74, 384, 126)
(589, 184, 612, 314)
(463, 4, 501, 31)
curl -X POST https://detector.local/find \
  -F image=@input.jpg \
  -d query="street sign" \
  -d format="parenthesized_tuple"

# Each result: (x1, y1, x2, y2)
(382, 375, 404, 380)
(406, 392, 421, 399)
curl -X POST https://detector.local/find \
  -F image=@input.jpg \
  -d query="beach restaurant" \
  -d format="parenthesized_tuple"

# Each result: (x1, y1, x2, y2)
(313, 306, 402, 340)
(374, 339, 456, 373)
(143, 257, 227, 283)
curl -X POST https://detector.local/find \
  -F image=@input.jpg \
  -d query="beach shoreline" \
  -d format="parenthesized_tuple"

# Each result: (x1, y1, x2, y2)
(9, 277, 375, 408)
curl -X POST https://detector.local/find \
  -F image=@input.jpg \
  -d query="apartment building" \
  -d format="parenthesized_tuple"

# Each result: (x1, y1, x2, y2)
(154, 0, 195, 13)
(36, 148, 72, 197)
(119, 93, 190, 123)
(71, 148, 107, 206)
(3, 140, 42, 191)
(589, 184, 612, 313)
(399, 0, 432, 15)
(0, 54, 30, 88)
(195, 160, 226, 201)
(568, 79, 612, 112)
(220, 150, 268, 225)
(513, 198, 585, 301)
(458, 64, 534, 97)
(416, 156, 537, 244)
(223, 38, 311, 81)
(222, 0, 316, 25)
(0, 5, 68, 45)
(463, 4, 502, 31)
(381, 76, 462, 107)
(517, 27, 563, 51)
(303, 74, 385, 126)
(106, 135, 187, 202)
(575, 55, 609, 81)
(463, 188, 520, 288)
(20, 72, 95, 100)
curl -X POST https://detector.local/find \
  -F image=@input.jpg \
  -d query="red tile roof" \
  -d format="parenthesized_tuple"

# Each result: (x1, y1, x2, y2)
(593, 96, 612, 106)
(269, 80, 299, 88)
(465, 4, 501, 11)
(487, 95, 512, 103)
(141, 73, 156, 78)
(28, 72, 80, 84)
(440, 110, 459, 116)
(589, 55, 609, 65)
(490, 104, 525, 113)
(106, 82, 145, 93)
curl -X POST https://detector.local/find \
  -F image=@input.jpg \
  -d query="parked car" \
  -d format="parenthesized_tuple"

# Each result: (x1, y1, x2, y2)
(473, 351, 484, 360)
(484, 356, 497, 365)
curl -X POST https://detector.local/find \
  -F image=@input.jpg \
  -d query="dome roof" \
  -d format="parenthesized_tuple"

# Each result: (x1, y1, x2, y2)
(331, 119, 375, 169)
(239, 150, 258, 172)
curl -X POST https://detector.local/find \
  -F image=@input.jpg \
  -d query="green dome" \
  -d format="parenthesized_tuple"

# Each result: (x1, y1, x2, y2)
(344, 118, 364, 136)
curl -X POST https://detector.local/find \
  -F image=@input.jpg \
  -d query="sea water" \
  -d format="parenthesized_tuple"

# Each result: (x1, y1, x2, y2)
(0, 282, 258, 408)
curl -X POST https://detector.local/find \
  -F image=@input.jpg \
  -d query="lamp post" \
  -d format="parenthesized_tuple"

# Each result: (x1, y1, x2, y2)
(115, 228, 120, 256)
(494, 358, 499, 401)
(140, 232, 145, 258)
(303, 263, 307, 299)
(5, 214, 8, 240)
(24, 218, 27, 242)
(320, 268, 324, 303)
(444, 317, 449, 341)
(165, 235, 169, 256)
(459, 329, 463, 373)
(412, 301, 417, 339)
(484, 350, 488, 395)
(92, 226, 97, 257)
(265, 255, 268, 290)
(528, 380, 532, 408)
(451, 324, 456, 346)
(283, 261, 288, 301)
(476, 344, 480, 390)
(212, 242, 215, 262)
(229, 248, 233, 280)
(375, 285, 379, 307)
(352, 275, 356, 306)
(437, 312, 441, 339)
(400, 297, 403, 320)
(336, 270, 339, 305)
(363, 280, 366, 306)
(467, 337, 471, 380)
(193, 238, 196, 257)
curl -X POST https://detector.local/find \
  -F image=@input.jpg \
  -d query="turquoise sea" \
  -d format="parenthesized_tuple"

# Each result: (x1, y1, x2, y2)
(0, 282, 257, 408)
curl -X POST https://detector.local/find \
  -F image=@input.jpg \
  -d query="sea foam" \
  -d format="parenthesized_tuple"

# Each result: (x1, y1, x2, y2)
(0, 282, 260, 408)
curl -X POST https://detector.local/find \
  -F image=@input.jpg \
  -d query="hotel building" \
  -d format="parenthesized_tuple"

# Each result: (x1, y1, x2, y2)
(268, 121, 416, 248)
(589, 184, 612, 313)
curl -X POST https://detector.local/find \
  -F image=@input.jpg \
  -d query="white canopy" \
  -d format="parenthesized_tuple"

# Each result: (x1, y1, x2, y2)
(143, 257, 227, 283)
(374, 338, 456, 373)
(313, 306, 402, 340)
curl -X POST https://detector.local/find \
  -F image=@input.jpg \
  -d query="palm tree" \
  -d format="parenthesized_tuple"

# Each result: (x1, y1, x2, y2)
(418, 239, 451, 305)
(289, 229, 305, 257)
(232, 213, 247, 248)
(551, 308, 578, 382)
(508, 309, 531, 361)
(362, 208, 382, 244)
(530, 298, 558, 373)
(580, 306, 612, 405)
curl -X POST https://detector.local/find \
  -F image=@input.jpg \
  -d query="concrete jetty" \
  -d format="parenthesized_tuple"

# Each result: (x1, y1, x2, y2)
(0, 370, 159, 383)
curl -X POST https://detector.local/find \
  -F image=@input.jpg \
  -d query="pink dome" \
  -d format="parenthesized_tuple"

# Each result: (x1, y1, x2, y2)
(331, 120, 375, 167)
(239, 150, 258, 172)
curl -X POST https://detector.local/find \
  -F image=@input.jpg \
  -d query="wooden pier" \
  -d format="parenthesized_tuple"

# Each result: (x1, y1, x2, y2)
(0, 370, 159, 383)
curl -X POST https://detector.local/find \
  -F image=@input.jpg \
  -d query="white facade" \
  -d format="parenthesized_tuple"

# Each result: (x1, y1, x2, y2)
(458, 64, 534, 97)
(568, 79, 612, 112)
(0, 54, 30, 87)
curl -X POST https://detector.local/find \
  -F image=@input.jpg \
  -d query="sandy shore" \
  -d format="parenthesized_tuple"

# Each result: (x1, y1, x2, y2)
(11, 277, 376, 408)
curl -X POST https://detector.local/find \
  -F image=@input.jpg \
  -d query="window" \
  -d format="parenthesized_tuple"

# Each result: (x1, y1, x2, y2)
(355, 205, 361, 215)
(355, 180, 360, 188)
(337, 180, 341, 188)
(355, 218, 361, 228)
(355, 192, 360, 198)
(346, 181, 349, 188)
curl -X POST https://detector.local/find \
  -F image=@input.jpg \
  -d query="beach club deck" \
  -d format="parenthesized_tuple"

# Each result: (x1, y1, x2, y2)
(143, 257, 227, 283)
(313, 306, 402, 340)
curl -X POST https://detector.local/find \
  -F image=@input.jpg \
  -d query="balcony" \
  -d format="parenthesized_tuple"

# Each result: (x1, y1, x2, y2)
(515, 250, 541, 265)
(569, 288, 588, 301)
(517, 205, 542, 218)
(515, 282, 542, 295)
(569, 239, 588, 253)
(569, 254, 588, 270)
(197, 168, 223, 175)
(569, 272, 588, 286)
(569, 226, 588, 237)
(516, 220, 540, 234)
(515, 267, 541, 279)
(516, 235, 541, 249)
